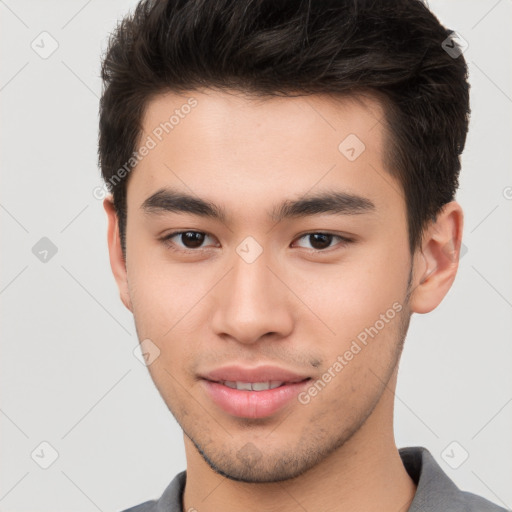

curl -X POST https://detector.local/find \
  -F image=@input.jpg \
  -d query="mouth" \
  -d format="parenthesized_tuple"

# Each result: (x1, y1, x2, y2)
(215, 380, 296, 391)
(199, 365, 312, 418)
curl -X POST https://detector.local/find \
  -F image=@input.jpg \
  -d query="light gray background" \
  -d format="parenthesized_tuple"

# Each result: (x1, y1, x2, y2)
(1, 1, 511, 511)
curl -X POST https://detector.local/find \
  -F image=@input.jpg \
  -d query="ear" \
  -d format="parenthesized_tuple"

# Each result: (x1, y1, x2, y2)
(409, 201, 464, 314)
(103, 196, 133, 312)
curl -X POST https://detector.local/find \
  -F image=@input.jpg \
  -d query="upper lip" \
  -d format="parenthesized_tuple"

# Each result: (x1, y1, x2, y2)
(200, 365, 311, 383)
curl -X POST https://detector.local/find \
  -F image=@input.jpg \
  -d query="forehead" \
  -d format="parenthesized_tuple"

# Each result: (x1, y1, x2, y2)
(140, 88, 387, 156)
(126, 88, 402, 223)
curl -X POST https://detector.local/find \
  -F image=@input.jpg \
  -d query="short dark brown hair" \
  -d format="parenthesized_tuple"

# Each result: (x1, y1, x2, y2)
(98, 0, 470, 259)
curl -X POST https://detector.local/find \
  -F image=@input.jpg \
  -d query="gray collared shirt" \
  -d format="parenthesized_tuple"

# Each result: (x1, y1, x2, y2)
(120, 446, 509, 512)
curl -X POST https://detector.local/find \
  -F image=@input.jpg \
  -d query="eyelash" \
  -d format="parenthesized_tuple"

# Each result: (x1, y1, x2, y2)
(158, 230, 353, 254)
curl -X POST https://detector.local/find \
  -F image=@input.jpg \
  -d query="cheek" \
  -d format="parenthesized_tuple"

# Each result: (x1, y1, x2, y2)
(129, 269, 208, 340)
(303, 250, 408, 340)
(125, 232, 208, 333)
(126, 252, 231, 382)
(293, 242, 410, 391)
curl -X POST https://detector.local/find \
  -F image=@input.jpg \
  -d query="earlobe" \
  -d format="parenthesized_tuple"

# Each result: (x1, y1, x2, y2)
(409, 201, 464, 314)
(103, 196, 133, 312)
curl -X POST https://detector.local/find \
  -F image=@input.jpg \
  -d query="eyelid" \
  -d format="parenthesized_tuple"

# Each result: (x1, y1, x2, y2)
(291, 232, 354, 251)
(159, 230, 219, 252)
(159, 229, 354, 253)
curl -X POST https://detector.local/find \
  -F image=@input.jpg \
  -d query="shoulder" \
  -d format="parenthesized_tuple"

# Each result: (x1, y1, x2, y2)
(458, 490, 510, 512)
(399, 446, 509, 512)
(118, 471, 186, 512)
(120, 500, 157, 512)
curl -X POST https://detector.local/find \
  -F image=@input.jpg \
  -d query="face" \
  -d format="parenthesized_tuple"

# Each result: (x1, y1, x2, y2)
(111, 89, 416, 482)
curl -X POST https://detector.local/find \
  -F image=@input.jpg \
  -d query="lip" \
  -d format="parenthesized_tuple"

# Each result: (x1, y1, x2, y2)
(199, 365, 311, 419)
(201, 364, 310, 383)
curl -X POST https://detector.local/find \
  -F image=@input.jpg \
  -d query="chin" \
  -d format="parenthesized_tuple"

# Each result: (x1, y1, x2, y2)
(186, 428, 348, 484)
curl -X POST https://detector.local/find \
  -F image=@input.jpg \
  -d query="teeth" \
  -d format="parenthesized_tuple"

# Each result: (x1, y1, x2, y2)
(222, 381, 284, 391)
(252, 382, 272, 391)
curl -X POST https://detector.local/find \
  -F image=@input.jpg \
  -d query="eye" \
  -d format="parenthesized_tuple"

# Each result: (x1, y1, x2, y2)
(292, 232, 352, 251)
(160, 231, 218, 250)
(159, 230, 352, 253)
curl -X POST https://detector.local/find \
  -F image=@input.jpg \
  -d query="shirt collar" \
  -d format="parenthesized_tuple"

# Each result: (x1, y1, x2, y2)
(155, 446, 469, 512)
(400, 446, 468, 512)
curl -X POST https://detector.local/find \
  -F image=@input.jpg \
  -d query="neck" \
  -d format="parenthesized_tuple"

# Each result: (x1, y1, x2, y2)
(182, 370, 416, 512)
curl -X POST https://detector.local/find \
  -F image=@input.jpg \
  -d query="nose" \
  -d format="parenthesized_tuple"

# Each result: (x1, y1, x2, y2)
(211, 251, 294, 345)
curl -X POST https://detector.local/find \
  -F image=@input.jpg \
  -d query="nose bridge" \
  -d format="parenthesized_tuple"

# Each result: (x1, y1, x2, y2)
(211, 247, 293, 344)
(231, 252, 273, 306)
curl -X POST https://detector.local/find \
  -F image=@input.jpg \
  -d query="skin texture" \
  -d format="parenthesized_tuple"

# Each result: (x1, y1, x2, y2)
(104, 89, 463, 512)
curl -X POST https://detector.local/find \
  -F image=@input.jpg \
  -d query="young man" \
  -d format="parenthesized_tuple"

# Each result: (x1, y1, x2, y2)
(99, 1, 506, 511)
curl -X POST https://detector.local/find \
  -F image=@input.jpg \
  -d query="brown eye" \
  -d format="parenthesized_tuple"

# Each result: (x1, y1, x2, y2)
(307, 233, 333, 250)
(293, 232, 352, 251)
(180, 231, 206, 248)
(161, 231, 216, 250)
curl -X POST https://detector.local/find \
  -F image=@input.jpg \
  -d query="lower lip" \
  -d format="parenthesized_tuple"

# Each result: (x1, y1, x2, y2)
(201, 379, 310, 419)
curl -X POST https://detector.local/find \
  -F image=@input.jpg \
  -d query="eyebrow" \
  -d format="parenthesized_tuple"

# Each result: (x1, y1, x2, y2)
(141, 187, 375, 223)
